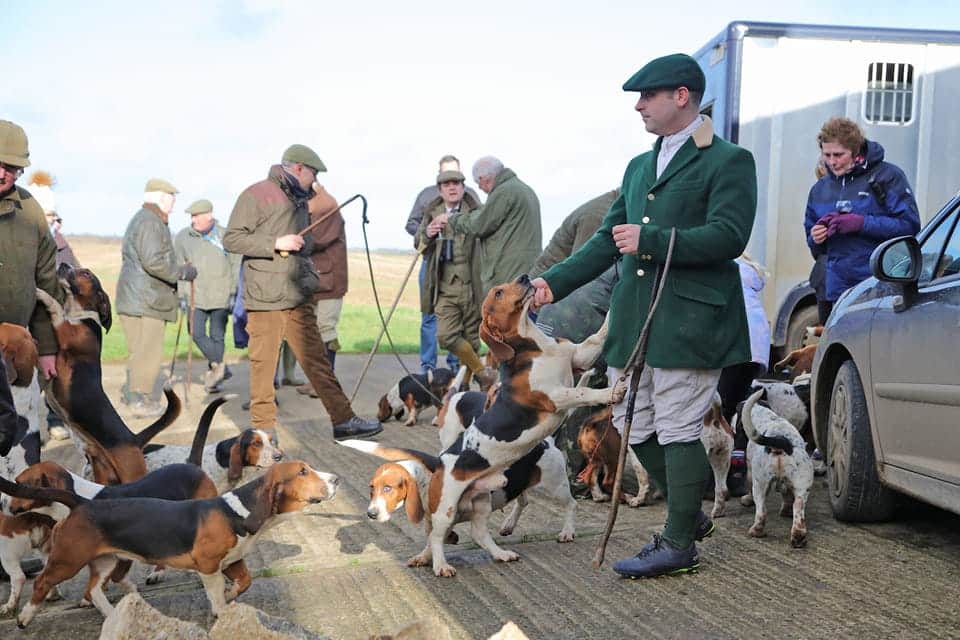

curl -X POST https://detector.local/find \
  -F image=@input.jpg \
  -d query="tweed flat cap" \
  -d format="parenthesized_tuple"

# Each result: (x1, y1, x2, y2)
(282, 144, 327, 173)
(185, 198, 213, 215)
(436, 170, 466, 184)
(144, 178, 178, 194)
(623, 53, 705, 94)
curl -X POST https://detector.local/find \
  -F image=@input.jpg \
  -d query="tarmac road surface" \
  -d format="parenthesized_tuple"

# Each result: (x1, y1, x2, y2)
(2, 355, 959, 639)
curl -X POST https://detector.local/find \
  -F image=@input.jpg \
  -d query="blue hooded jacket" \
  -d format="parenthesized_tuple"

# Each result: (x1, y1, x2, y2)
(804, 140, 921, 301)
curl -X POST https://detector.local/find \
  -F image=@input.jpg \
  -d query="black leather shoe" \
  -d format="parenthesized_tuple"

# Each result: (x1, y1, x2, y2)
(614, 534, 700, 578)
(333, 416, 383, 441)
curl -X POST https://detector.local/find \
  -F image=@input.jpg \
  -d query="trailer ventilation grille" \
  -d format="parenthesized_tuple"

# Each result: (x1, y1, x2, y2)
(864, 62, 914, 125)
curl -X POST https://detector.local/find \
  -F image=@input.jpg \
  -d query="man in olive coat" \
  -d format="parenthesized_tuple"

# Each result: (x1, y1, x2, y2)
(116, 178, 197, 417)
(431, 156, 542, 296)
(223, 144, 381, 441)
(533, 53, 757, 578)
(174, 199, 241, 391)
(418, 170, 497, 391)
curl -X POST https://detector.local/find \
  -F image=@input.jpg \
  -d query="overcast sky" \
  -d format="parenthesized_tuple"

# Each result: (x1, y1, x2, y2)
(5, 0, 956, 249)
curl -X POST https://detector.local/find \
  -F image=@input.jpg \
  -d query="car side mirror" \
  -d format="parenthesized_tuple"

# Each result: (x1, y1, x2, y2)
(870, 236, 921, 311)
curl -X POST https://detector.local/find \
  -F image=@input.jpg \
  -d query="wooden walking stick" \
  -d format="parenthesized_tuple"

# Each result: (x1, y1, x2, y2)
(185, 279, 196, 406)
(168, 306, 185, 384)
(350, 249, 421, 403)
(593, 228, 676, 569)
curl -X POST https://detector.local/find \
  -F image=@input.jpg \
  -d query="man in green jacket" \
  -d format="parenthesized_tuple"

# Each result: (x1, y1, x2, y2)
(116, 178, 197, 417)
(175, 199, 241, 392)
(0, 120, 63, 423)
(223, 144, 381, 441)
(431, 157, 542, 296)
(532, 54, 757, 578)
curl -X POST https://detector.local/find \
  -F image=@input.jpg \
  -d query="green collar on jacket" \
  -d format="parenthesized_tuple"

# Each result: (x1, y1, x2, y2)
(492, 168, 517, 192)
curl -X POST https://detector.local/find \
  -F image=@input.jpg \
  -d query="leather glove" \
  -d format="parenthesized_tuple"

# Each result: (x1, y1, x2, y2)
(177, 263, 198, 281)
(828, 213, 865, 235)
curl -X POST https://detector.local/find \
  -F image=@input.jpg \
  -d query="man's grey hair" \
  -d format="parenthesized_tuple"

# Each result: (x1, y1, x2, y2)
(280, 160, 296, 171)
(472, 156, 504, 182)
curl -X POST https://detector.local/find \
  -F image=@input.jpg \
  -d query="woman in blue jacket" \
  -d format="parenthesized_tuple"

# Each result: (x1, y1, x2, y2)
(804, 117, 921, 321)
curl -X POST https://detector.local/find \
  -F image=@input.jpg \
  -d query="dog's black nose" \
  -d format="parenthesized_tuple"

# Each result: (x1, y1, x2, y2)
(366, 509, 378, 520)
(273, 451, 284, 461)
(517, 274, 531, 285)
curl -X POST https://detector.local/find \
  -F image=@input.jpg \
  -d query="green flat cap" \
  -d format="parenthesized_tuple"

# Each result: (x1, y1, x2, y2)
(623, 53, 705, 94)
(185, 198, 213, 215)
(144, 178, 179, 194)
(282, 144, 327, 173)
(436, 170, 465, 184)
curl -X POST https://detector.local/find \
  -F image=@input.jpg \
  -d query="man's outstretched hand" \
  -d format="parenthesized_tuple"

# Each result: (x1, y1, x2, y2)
(531, 277, 554, 310)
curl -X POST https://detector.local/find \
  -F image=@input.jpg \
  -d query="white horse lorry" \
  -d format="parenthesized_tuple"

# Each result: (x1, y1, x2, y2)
(691, 21, 960, 362)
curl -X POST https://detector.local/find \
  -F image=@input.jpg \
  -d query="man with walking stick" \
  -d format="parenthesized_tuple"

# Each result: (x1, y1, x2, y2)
(531, 53, 757, 578)
(223, 144, 381, 441)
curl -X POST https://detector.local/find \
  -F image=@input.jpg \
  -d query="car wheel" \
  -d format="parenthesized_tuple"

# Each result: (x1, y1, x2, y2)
(826, 360, 896, 522)
(773, 304, 820, 365)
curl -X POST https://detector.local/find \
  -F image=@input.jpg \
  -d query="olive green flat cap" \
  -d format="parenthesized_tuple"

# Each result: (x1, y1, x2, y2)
(185, 198, 213, 215)
(144, 178, 179, 194)
(282, 144, 327, 173)
(623, 53, 705, 94)
(436, 170, 465, 184)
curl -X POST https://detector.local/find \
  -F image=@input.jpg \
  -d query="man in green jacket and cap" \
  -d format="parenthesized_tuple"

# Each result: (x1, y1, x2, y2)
(223, 144, 381, 441)
(532, 53, 757, 578)
(430, 156, 542, 296)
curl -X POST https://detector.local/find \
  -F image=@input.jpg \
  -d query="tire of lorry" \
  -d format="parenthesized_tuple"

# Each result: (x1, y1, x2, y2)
(826, 360, 896, 522)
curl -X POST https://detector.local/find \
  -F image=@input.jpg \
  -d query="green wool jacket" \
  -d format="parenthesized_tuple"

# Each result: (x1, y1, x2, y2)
(0, 186, 63, 355)
(542, 117, 757, 370)
(222, 166, 319, 312)
(115, 204, 181, 323)
(531, 188, 620, 277)
(416, 192, 483, 314)
(174, 221, 241, 310)
(447, 168, 542, 295)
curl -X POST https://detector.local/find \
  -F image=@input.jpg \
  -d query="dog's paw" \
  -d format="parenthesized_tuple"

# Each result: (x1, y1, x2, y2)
(557, 530, 575, 543)
(434, 563, 457, 577)
(740, 494, 755, 507)
(748, 524, 766, 538)
(490, 549, 519, 563)
(790, 527, 808, 548)
(609, 379, 627, 405)
(403, 418, 416, 427)
(499, 525, 516, 537)
(407, 554, 430, 567)
(0, 604, 15, 618)
(44, 586, 63, 602)
(78, 598, 93, 608)
(711, 502, 726, 518)
(591, 493, 612, 503)
(625, 494, 644, 508)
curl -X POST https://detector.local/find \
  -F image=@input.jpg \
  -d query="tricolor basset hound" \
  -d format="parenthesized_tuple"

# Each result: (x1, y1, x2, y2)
(0, 460, 338, 627)
(383, 275, 623, 577)
(0, 323, 42, 484)
(735, 390, 814, 548)
(377, 367, 457, 427)
(576, 406, 654, 507)
(0, 511, 56, 617)
(3, 460, 217, 613)
(34, 267, 180, 485)
(142, 395, 284, 493)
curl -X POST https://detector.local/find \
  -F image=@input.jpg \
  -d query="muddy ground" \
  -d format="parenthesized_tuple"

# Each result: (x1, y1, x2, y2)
(2, 355, 959, 639)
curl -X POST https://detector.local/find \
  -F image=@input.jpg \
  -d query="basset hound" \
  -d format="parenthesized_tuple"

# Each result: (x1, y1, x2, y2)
(377, 367, 457, 427)
(735, 390, 814, 548)
(0, 460, 338, 626)
(576, 406, 654, 507)
(33, 266, 179, 485)
(3, 460, 218, 611)
(0, 511, 56, 617)
(368, 275, 623, 577)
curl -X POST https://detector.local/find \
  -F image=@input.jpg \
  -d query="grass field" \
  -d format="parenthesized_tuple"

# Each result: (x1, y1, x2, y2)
(68, 236, 423, 363)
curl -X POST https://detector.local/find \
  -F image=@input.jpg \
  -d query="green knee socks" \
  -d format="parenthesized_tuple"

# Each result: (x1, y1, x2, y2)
(632, 437, 709, 550)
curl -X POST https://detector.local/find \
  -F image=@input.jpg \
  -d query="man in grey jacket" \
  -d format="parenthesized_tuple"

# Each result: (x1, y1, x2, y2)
(116, 178, 197, 417)
(175, 199, 240, 392)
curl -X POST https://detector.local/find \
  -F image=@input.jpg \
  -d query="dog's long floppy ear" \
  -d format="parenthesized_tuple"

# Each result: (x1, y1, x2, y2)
(479, 319, 515, 362)
(244, 479, 284, 533)
(228, 442, 244, 482)
(401, 467, 424, 524)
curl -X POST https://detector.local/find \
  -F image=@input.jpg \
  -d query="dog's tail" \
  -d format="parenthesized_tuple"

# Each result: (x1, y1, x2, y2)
(186, 395, 235, 466)
(34, 288, 66, 328)
(740, 390, 795, 455)
(135, 387, 182, 448)
(0, 474, 88, 510)
(338, 440, 441, 473)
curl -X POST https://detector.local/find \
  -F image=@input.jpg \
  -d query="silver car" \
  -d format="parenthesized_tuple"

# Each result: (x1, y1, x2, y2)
(811, 192, 960, 521)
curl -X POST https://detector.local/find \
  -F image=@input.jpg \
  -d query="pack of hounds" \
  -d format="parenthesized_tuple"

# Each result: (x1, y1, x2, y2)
(0, 270, 819, 626)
